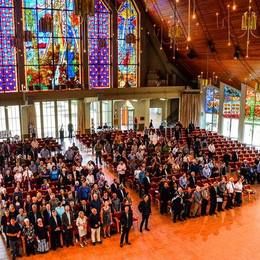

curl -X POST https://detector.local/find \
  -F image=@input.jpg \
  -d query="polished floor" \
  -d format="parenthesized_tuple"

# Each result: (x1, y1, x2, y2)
(2, 142, 260, 260)
(19, 179, 260, 260)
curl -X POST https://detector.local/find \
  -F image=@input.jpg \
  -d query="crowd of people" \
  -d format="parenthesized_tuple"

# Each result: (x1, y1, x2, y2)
(90, 122, 256, 224)
(0, 138, 137, 259)
(0, 121, 258, 258)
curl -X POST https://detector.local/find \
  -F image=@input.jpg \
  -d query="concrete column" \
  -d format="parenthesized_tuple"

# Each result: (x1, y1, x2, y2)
(200, 87, 206, 129)
(85, 102, 91, 130)
(218, 83, 225, 134)
(239, 83, 247, 142)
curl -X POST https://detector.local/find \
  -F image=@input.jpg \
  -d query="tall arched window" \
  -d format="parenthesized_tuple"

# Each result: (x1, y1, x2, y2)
(88, 0, 111, 89)
(0, 0, 17, 92)
(117, 0, 139, 88)
(23, 0, 81, 90)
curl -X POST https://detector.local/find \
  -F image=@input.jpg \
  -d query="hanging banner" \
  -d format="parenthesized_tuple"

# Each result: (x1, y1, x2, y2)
(223, 85, 241, 118)
(205, 87, 220, 114)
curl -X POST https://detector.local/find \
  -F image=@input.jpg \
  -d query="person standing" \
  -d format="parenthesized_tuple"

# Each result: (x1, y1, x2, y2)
(217, 177, 226, 212)
(142, 172, 151, 195)
(225, 177, 235, 209)
(6, 218, 21, 258)
(94, 140, 103, 166)
(22, 218, 36, 256)
(183, 187, 193, 219)
(138, 195, 151, 232)
(59, 125, 64, 143)
(209, 182, 218, 215)
(89, 208, 102, 246)
(201, 183, 209, 216)
(76, 211, 88, 247)
(120, 206, 133, 247)
(68, 123, 73, 139)
(62, 205, 74, 247)
(234, 178, 243, 207)
(149, 120, 154, 129)
(49, 210, 62, 250)
(171, 188, 184, 223)
(159, 182, 170, 215)
(192, 186, 202, 217)
(117, 161, 127, 185)
(101, 201, 112, 238)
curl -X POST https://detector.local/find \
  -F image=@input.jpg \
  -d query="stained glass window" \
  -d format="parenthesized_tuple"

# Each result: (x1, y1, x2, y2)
(0, 0, 17, 92)
(23, 0, 81, 90)
(117, 0, 139, 88)
(205, 87, 219, 132)
(88, 0, 111, 88)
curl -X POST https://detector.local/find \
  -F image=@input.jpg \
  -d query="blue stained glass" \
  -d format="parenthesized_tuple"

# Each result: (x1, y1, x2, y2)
(205, 87, 220, 114)
(88, 0, 111, 88)
(117, 0, 138, 88)
(23, 0, 81, 90)
(0, 1, 16, 92)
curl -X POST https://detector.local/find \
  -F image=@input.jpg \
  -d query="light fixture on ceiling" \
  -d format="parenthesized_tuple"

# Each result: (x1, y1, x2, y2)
(160, 98, 166, 101)
(218, 0, 259, 58)
(233, 45, 241, 59)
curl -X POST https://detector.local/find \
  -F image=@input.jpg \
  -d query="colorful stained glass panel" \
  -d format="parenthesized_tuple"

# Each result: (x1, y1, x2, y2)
(118, 0, 138, 88)
(0, 0, 16, 92)
(205, 87, 220, 114)
(88, 0, 110, 88)
(23, 0, 81, 90)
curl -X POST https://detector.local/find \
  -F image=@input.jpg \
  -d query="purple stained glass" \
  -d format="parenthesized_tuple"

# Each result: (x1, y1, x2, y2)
(0, 1, 17, 92)
(88, 0, 110, 88)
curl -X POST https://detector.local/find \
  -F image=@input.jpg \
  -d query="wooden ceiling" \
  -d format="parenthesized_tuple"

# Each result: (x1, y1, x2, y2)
(145, 0, 260, 88)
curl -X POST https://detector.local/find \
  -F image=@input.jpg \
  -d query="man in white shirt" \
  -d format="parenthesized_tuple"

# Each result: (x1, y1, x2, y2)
(117, 161, 126, 185)
(23, 166, 33, 181)
(208, 142, 216, 159)
(202, 164, 211, 179)
(226, 177, 235, 209)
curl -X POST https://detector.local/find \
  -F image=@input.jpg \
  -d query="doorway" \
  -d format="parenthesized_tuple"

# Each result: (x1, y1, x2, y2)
(149, 108, 162, 129)
(121, 101, 134, 130)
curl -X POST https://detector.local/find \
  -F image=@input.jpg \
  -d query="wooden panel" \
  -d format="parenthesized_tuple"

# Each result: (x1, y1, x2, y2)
(146, 0, 260, 88)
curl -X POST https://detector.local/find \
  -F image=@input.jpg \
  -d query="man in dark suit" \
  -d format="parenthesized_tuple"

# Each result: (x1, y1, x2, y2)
(231, 150, 239, 162)
(142, 172, 151, 195)
(117, 184, 127, 202)
(120, 206, 133, 247)
(28, 204, 42, 227)
(111, 179, 120, 194)
(223, 152, 231, 167)
(62, 205, 74, 247)
(78, 199, 91, 217)
(209, 182, 218, 215)
(188, 172, 197, 188)
(43, 203, 52, 227)
(159, 182, 170, 215)
(171, 188, 184, 223)
(138, 195, 151, 232)
(49, 210, 62, 250)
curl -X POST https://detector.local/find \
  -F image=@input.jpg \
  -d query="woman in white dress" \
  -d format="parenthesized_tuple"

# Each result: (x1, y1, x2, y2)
(76, 211, 88, 247)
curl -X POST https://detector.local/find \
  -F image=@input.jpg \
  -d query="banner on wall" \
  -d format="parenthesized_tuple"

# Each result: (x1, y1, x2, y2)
(223, 85, 241, 118)
(245, 87, 255, 123)
(205, 87, 220, 114)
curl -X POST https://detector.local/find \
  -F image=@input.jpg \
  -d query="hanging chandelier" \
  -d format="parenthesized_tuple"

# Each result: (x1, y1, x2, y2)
(217, 0, 259, 58)
(241, 1, 258, 57)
